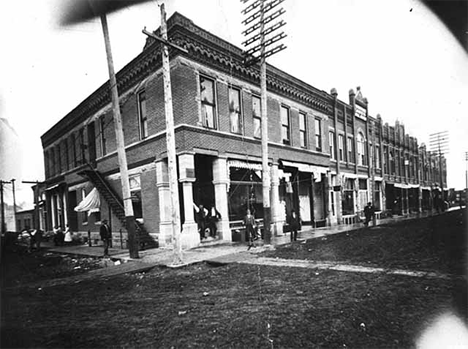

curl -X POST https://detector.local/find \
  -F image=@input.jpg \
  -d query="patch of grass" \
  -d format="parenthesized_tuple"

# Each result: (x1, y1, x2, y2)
(262, 210, 467, 275)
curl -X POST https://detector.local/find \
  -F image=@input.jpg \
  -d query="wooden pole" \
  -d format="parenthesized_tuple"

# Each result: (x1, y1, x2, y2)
(11, 179, 17, 231)
(259, 0, 271, 245)
(0, 181, 5, 234)
(100, 13, 139, 259)
(160, 3, 183, 264)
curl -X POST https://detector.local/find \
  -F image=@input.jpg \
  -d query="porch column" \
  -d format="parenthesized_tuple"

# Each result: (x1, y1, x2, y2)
(270, 163, 282, 235)
(155, 159, 172, 247)
(178, 152, 200, 248)
(212, 157, 231, 241)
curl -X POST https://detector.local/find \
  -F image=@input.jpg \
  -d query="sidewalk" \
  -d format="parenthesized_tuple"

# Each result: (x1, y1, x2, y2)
(43, 210, 442, 268)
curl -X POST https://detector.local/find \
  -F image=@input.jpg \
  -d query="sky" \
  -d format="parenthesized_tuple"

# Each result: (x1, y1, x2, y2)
(0, 0, 467, 208)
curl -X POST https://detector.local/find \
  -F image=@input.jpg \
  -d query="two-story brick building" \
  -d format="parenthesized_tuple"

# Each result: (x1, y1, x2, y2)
(40, 12, 447, 249)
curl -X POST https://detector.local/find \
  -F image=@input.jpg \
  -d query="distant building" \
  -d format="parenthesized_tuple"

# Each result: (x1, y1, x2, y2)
(16, 209, 34, 232)
(40, 12, 447, 249)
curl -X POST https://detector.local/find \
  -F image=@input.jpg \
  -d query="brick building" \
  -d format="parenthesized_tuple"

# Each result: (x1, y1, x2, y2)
(40, 12, 447, 249)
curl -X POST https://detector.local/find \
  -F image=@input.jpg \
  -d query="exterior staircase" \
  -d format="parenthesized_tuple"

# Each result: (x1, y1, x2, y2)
(79, 167, 158, 249)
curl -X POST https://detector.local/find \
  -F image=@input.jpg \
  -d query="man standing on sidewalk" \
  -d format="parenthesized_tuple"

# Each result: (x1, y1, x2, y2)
(100, 219, 112, 257)
(364, 202, 375, 227)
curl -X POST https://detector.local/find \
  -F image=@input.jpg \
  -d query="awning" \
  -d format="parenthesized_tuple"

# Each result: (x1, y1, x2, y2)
(228, 160, 262, 171)
(394, 183, 410, 189)
(45, 183, 60, 191)
(281, 160, 329, 174)
(74, 188, 100, 213)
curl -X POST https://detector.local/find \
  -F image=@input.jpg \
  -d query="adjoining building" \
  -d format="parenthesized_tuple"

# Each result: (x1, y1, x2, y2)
(40, 12, 447, 249)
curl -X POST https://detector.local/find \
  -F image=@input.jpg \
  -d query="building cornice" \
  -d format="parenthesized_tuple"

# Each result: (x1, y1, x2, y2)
(42, 12, 333, 146)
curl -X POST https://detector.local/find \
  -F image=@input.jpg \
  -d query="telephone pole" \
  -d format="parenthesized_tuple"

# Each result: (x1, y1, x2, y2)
(100, 13, 139, 259)
(0, 180, 8, 235)
(142, 3, 188, 265)
(429, 131, 449, 205)
(59, 0, 148, 259)
(241, 0, 287, 244)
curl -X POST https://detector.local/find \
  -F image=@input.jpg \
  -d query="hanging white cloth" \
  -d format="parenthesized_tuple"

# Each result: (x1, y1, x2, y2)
(74, 188, 100, 213)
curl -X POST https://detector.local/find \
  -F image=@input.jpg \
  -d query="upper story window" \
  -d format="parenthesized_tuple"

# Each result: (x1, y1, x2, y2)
(252, 95, 261, 139)
(138, 90, 148, 140)
(200, 76, 216, 129)
(375, 145, 381, 169)
(390, 150, 395, 174)
(69, 134, 75, 168)
(357, 132, 366, 166)
(100, 117, 107, 156)
(281, 106, 290, 145)
(229, 87, 242, 134)
(79, 128, 86, 165)
(338, 134, 344, 161)
(329, 131, 335, 160)
(347, 137, 354, 163)
(57, 144, 62, 174)
(299, 112, 307, 148)
(314, 118, 322, 151)
(383, 145, 388, 173)
(63, 139, 69, 172)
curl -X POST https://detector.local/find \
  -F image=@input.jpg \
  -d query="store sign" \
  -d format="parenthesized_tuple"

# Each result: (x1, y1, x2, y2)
(355, 105, 367, 121)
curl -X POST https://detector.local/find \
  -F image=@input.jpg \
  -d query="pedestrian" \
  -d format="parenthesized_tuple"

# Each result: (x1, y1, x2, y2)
(195, 204, 207, 241)
(207, 206, 221, 238)
(288, 209, 300, 242)
(244, 208, 257, 249)
(364, 202, 375, 227)
(100, 219, 112, 257)
(64, 224, 72, 244)
(53, 225, 64, 246)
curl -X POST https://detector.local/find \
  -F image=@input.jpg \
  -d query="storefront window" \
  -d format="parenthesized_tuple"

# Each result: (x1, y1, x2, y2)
(342, 178, 355, 215)
(228, 168, 262, 221)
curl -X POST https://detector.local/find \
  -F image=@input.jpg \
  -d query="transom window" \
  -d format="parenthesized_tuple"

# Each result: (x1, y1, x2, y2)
(200, 76, 216, 129)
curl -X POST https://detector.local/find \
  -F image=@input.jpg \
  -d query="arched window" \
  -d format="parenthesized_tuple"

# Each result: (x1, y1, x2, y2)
(357, 132, 366, 166)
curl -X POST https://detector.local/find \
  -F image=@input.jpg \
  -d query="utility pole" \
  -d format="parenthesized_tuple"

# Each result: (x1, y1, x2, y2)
(371, 119, 377, 226)
(11, 179, 17, 232)
(0, 180, 7, 235)
(60, 0, 150, 259)
(100, 13, 139, 259)
(142, 4, 188, 265)
(465, 152, 468, 207)
(241, 0, 287, 244)
(429, 131, 449, 208)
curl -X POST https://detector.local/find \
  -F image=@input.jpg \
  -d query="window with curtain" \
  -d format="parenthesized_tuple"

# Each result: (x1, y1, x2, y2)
(229, 87, 242, 134)
(252, 95, 261, 138)
(200, 76, 216, 129)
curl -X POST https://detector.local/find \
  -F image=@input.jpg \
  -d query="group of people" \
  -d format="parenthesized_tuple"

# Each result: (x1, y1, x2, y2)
(53, 224, 73, 246)
(195, 204, 221, 241)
